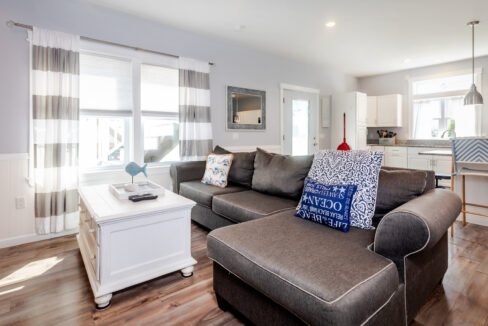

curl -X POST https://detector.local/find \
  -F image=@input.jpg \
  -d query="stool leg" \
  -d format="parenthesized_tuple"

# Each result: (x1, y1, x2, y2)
(450, 159, 454, 237)
(462, 175, 466, 226)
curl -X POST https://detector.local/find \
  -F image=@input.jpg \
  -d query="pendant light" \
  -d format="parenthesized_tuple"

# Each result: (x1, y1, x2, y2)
(464, 20, 483, 105)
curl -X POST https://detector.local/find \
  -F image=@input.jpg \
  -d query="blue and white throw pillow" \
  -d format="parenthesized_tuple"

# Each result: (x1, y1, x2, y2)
(307, 150, 384, 230)
(201, 154, 234, 188)
(296, 178, 357, 232)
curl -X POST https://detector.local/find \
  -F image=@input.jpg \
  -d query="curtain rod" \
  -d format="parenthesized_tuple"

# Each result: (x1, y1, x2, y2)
(6, 20, 214, 65)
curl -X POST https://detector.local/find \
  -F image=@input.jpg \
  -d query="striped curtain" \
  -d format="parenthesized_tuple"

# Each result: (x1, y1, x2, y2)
(179, 58, 212, 161)
(31, 27, 80, 234)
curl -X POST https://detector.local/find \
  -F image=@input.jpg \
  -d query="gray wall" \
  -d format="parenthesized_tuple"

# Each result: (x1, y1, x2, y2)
(358, 56, 488, 140)
(0, 0, 357, 154)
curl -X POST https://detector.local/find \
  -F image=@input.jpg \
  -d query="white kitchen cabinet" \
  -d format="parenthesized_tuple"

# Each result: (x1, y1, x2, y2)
(331, 92, 368, 150)
(369, 145, 385, 152)
(431, 156, 452, 174)
(407, 147, 452, 174)
(377, 95, 402, 127)
(384, 146, 408, 168)
(367, 97, 377, 127)
(406, 156, 431, 170)
(367, 94, 402, 127)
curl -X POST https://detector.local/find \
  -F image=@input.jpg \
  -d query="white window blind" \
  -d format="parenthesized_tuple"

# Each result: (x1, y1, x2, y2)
(79, 40, 181, 169)
(141, 64, 179, 113)
(80, 53, 132, 113)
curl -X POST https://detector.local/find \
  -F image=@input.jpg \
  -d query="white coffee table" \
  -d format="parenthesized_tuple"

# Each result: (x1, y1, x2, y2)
(78, 184, 196, 309)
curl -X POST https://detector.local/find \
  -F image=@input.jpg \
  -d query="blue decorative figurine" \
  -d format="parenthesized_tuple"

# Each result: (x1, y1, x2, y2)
(125, 162, 148, 192)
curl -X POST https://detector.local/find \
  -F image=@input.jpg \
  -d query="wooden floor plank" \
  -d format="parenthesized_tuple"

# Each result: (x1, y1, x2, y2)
(0, 221, 487, 325)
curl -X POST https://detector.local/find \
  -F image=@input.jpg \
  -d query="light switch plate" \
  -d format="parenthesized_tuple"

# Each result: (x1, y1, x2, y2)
(15, 197, 26, 209)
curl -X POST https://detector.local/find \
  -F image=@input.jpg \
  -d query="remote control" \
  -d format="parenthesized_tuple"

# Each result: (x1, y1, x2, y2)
(128, 194, 158, 202)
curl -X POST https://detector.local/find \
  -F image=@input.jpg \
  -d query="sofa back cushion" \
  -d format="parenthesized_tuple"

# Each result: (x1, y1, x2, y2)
(252, 148, 313, 199)
(381, 166, 435, 193)
(375, 169, 427, 214)
(214, 146, 256, 187)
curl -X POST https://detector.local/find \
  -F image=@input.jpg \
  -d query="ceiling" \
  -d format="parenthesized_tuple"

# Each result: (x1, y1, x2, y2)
(86, 0, 488, 77)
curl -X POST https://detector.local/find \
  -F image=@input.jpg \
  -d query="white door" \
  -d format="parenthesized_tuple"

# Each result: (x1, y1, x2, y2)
(282, 90, 318, 155)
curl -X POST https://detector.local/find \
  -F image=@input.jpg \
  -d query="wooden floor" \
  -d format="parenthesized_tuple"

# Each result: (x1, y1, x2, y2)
(0, 222, 487, 326)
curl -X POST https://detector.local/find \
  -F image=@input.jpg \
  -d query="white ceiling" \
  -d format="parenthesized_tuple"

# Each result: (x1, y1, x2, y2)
(86, 0, 488, 77)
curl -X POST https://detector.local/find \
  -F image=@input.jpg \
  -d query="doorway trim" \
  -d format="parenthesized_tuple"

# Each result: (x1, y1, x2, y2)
(279, 83, 320, 155)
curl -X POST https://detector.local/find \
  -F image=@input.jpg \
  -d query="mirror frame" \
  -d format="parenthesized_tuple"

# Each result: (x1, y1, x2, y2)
(227, 86, 266, 130)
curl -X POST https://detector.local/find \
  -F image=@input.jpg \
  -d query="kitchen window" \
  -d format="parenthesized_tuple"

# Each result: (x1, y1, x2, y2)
(410, 72, 482, 139)
(79, 41, 179, 170)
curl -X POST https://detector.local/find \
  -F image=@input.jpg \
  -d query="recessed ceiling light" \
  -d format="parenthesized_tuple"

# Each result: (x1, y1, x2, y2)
(325, 21, 336, 28)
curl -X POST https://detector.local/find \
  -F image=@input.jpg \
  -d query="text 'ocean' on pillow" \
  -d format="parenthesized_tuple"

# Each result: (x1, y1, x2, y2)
(296, 178, 357, 232)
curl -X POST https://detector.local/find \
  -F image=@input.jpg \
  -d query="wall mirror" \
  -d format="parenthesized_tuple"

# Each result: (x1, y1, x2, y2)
(227, 86, 266, 130)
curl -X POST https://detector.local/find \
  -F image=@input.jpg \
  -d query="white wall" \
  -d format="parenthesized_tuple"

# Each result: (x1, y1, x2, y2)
(358, 56, 488, 140)
(0, 0, 356, 247)
(0, 0, 357, 154)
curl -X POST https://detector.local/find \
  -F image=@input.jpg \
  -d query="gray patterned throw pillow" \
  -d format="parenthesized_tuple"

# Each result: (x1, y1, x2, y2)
(307, 150, 384, 229)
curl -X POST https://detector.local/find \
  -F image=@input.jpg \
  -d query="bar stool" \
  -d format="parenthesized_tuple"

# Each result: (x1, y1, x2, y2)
(451, 137, 488, 226)
(434, 173, 451, 189)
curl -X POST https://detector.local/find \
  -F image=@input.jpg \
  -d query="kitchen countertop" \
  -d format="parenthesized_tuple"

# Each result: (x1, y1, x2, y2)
(418, 149, 452, 156)
(367, 143, 451, 148)
(367, 140, 451, 148)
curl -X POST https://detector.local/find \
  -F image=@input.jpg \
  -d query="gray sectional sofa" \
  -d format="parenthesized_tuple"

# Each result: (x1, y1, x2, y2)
(170, 148, 461, 325)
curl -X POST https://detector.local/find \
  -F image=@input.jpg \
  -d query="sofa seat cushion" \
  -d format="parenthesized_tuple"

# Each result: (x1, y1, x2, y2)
(208, 211, 400, 325)
(212, 190, 298, 223)
(179, 181, 246, 208)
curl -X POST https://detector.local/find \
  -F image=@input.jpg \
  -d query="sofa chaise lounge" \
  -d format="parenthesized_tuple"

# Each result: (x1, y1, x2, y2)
(170, 149, 461, 325)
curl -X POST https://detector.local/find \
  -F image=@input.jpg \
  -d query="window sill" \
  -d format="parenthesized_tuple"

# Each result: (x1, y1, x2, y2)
(80, 163, 172, 176)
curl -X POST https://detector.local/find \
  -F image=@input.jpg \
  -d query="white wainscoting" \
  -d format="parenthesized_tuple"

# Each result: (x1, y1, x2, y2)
(0, 154, 173, 248)
(0, 153, 37, 248)
(0, 145, 280, 248)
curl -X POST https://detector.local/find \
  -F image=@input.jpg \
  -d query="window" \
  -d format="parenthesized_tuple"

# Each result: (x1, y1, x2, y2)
(141, 64, 180, 164)
(291, 99, 309, 156)
(79, 44, 179, 170)
(411, 73, 481, 139)
(80, 54, 132, 167)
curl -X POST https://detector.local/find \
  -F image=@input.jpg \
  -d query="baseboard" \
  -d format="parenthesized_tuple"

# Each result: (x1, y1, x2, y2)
(0, 228, 79, 249)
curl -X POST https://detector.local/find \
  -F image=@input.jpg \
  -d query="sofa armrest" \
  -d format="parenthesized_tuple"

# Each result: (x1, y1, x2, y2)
(374, 189, 461, 275)
(169, 161, 206, 193)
